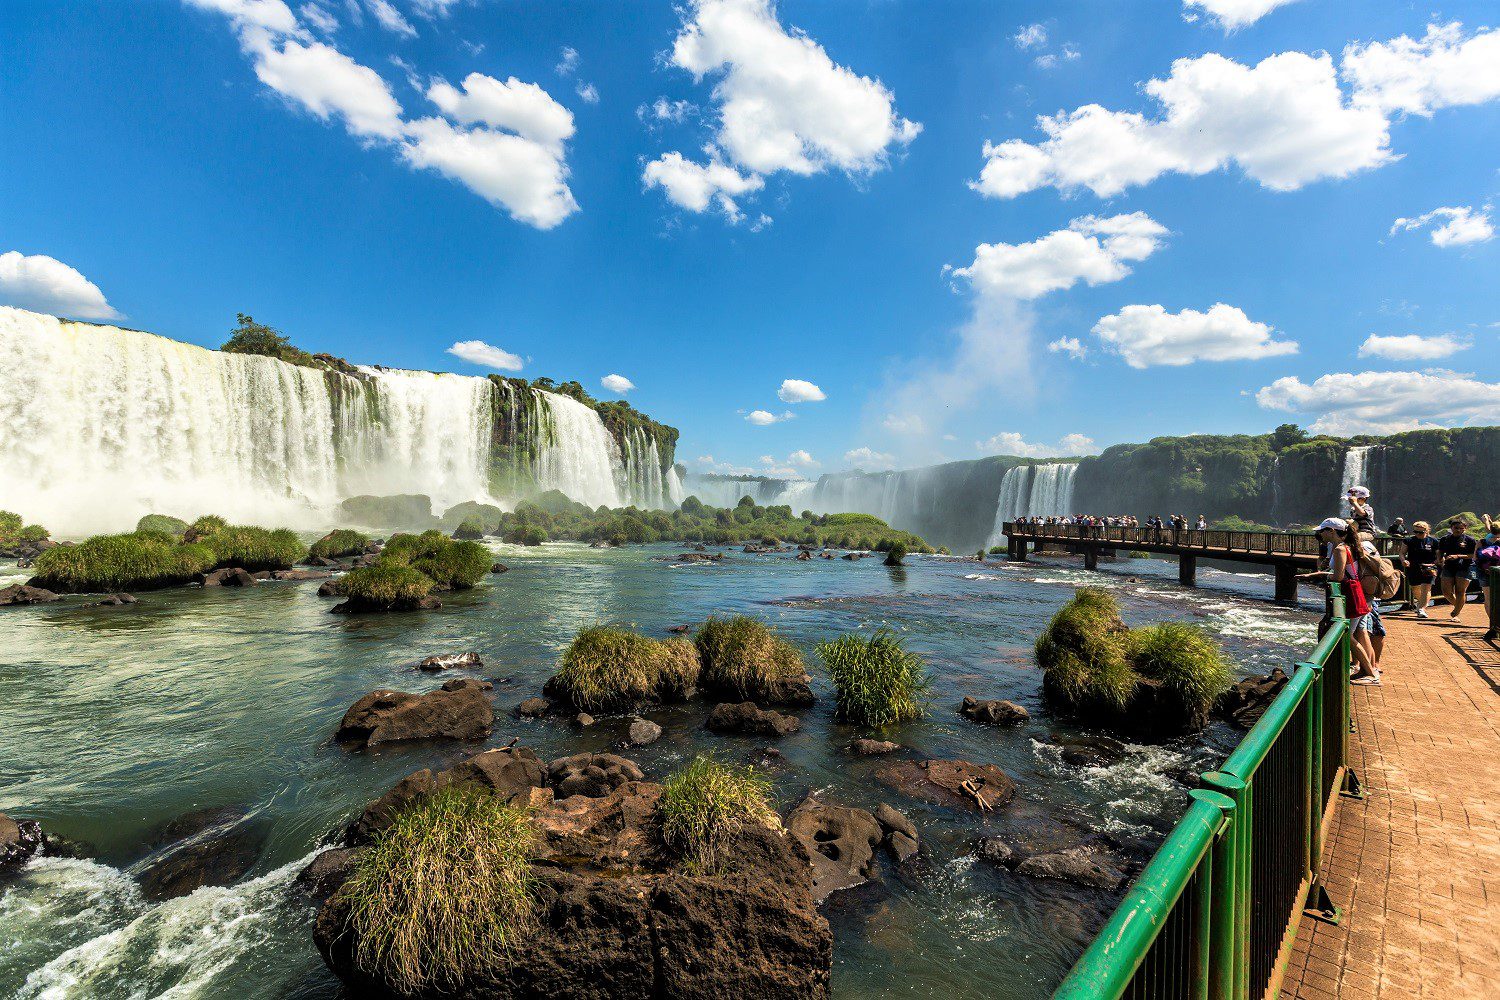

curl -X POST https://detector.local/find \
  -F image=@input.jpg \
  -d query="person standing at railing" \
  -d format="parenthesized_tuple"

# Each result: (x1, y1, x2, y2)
(1477, 524, 1500, 617)
(1298, 517, 1381, 684)
(1387, 517, 1408, 537)
(1437, 517, 1477, 619)
(1401, 521, 1438, 619)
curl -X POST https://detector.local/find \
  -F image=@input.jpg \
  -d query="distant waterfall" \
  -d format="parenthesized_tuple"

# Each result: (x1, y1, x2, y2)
(0, 308, 678, 534)
(1338, 446, 1375, 509)
(983, 463, 1077, 546)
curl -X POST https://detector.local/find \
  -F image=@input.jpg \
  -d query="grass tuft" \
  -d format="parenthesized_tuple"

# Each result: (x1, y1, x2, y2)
(378, 531, 489, 590)
(655, 754, 778, 875)
(341, 787, 536, 995)
(1127, 621, 1232, 722)
(1036, 588, 1136, 713)
(342, 562, 434, 606)
(817, 628, 930, 727)
(135, 514, 189, 537)
(29, 532, 216, 592)
(310, 529, 371, 561)
(693, 615, 805, 698)
(200, 525, 307, 571)
(553, 625, 701, 712)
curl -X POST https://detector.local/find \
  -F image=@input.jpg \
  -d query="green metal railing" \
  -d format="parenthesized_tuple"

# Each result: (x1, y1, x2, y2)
(1054, 585, 1352, 1000)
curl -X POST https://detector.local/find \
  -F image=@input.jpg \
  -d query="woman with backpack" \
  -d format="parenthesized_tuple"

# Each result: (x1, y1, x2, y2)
(1476, 519, 1500, 620)
(1299, 517, 1380, 684)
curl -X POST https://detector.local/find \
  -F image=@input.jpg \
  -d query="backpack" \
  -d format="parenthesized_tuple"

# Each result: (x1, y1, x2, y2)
(1356, 544, 1402, 601)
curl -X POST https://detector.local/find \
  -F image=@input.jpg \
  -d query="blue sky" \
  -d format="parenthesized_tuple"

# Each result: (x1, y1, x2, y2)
(3, 0, 1498, 479)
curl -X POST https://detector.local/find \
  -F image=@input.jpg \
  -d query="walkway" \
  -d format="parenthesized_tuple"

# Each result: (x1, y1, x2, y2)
(1283, 612, 1500, 999)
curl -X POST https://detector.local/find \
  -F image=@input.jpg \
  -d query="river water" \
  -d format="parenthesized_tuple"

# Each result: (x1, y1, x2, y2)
(0, 545, 1317, 999)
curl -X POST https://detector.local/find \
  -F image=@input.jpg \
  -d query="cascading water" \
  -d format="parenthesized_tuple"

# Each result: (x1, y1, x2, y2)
(986, 465, 1033, 547)
(1029, 463, 1078, 518)
(1338, 446, 1374, 508)
(532, 392, 625, 509)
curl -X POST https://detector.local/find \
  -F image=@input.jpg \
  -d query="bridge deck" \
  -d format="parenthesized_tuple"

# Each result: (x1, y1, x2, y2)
(1283, 612, 1500, 999)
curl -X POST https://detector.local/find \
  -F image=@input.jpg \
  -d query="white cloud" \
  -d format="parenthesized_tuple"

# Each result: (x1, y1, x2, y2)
(745, 409, 793, 425)
(1091, 303, 1298, 368)
(576, 82, 599, 105)
(882, 413, 926, 435)
(642, 150, 764, 222)
(1358, 333, 1470, 361)
(298, 3, 337, 33)
(363, 0, 415, 37)
(646, 98, 696, 124)
(777, 378, 825, 403)
(0, 251, 120, 320)
(410, 0, 464, 17)
(556, 46, 580, 76)
(600, 373, 635, 393)
(1048, 336, 1086, 360)
(426, 73, 575, 150)
(1343, 23, 1500, 117)
(976, 432, 1098, 458)
(972, 51, 1391, 199)
(185, 0, 301, 35)
(951, 213, 1168, 301)
(788, 449, 819, 467)
(844, 446, 895, 471)
(646, 0, 919, 218)
(1184, 0, 1300, 32)
(1390, 205, 1495, 248)
(1256, 370, 1500, 434)
(1014, 24, 1047, 50)
(446, 339, 523, 371)
(400, 116, 579, 228)
(251, 35, 406, 139)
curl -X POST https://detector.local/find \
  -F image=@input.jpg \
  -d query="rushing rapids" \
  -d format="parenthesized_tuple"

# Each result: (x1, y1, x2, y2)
(0, 308, 682, 535)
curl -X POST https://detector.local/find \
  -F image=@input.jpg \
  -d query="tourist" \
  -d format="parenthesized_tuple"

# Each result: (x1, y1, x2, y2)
(1387, 517, 1408, 537)
(1401, 521, 1438, 618)
(1346, 487, 1376, 538)
(1437, 518, 1476, 619)
(1299, 517, 1379, 683)
(1477, 526, 1500, 616)
(1354, 531, 1388, 664)
(1195, 514, 1207, 531)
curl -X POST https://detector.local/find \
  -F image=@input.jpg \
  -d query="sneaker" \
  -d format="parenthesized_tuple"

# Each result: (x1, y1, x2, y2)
(1351, 675, 1382, 686)
(1417, 608, 1429, 618)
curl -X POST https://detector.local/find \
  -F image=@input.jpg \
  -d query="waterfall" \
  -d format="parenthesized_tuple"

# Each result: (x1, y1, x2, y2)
(1030, 463, 1078, 517)
(985, 465, 1033, 546)
(1338, 446, 1374, 509)
(0, 308, 678, 534)
(1269, 456, 1282, 525)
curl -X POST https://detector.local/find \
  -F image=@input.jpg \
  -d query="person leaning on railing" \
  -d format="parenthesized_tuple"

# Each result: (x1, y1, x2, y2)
(1298, 517, 1381, 685)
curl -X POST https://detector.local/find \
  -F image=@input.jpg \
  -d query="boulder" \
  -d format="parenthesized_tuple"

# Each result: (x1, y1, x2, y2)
(960, 696, 1029, 726)
(336, 679, 494, 747)
(849, 738, 901, 756)
(271, 569, 331, 581)
(1057, 735, 1130, 769)
(874, 803, 919, 863)
(875, 759, 1017, 812)
(317, 578, 346, 598)
(1216, 668, 1289, 729)
(330, 594, 441, 614)
(347, 746, 549, 845)
(135, 806, 268, 901)
(1014, 842, 1129, 891)
(547, 752, 646, 799)
(296, 845, 364, 903)
(200, 567, 256, 587)
(417, 651, 482, 672)
(575, 713, 595, 727)
(786, 796, 884, 902)
(0, 584, 60, 605)
(1, 812, 44, 871)
(975, 837, 1014, 866)
(490, 562, 509, 574)
(85, 593, 136, 607)
(887, 831, 919, 864)
(627, 718, 662, 745)
(705, 701, 800, 738)
(515, 696, 553, 718)
(796, 550, 812, 561)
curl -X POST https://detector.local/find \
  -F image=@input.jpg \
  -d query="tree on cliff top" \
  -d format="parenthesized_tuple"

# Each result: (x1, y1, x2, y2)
(221, 313, 318, 367)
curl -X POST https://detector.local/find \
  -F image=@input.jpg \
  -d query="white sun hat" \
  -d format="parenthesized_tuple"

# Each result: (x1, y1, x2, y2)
(1346, 486, 1370, 498)
(1318, 517, 1349, 532)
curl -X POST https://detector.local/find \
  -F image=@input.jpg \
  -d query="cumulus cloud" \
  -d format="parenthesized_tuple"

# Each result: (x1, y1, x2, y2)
(446, 339, 523, 371)
(1013, 24, 1047, 49)
(1091, 303, 1298, 368)
(975, 432, 1098, 458)
(777, 378, 826, 403)
(576, 83, 600, 105)
(1048, 336, 1086, 360)
(600, 373, 635, 393)
(184, 1, 580, 228)
(1358, 333, 1470, 361)
(645, 0, 919, 220)
(1390, 205, 1494, 248)
(644, 98, 696, 124)
(844, 446, 895, 471)
(363, 0, 415, 37)
(972, 51, 1392, 199)
(1256, 370, 1500, 434)
(1343, 22, 1500, 117)
(745, 409, 794, 425)
(1183, 0, 1301, 31)
(642, 151, 763, 222)
(0, 251, 121, 320)
(410, 0, 465, 17)
(950, 213, 1168, 301)
(788, 449, 819, 467)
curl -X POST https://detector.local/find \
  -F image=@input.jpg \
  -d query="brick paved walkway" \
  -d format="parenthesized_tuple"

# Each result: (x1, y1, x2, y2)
(1283, 612, 1500, 999)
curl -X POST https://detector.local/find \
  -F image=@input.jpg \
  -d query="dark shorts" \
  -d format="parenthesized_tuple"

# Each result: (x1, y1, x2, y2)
(1440, 563, 1471, 580)
(1406, 566, 1435, 584)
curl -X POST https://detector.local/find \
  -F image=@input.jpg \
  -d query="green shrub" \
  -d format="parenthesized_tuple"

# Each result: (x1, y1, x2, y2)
(453, 517, 487, 540)
(693, 616, 806, 698)
(135, 514, 189, 537)
(817, 628, 930, 727)
(884, 541, 908, 566)
(17, 524, 49, 543)
(552, 625, 701, 712)
(0, 511, 21, 538)
(655, 754, 778, 875)
(382, 530, 451, 563)
(29, 532, 216, 592)
(310, 528, 371, 560)
(1128, 622, 1232, 723)
(506, 525, 547, 546)
(341, 787, 536, 995)
(200, 525, 306, 570)
(1036, 588, 1136, 713)
(0, 510, 50, 547)
(342, 562, 435, 606)
(410, 540, 491, 590)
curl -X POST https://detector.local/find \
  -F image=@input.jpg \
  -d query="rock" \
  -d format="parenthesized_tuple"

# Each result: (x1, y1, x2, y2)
(330, 594, 440, 614)
(0, 584, 61, 605)
(200, 567, 256, 587)
(796, 550, 812, 561)
(547, 752, 646, 799)
(976, 837, 1014, 866)
(887, 831, 919, 864)
(316, 578, 346, 598)
(1015, 842, 1129, 891)
(842, 552, 862, 560)
(672, 552, 723, 563)
(627, 718, 661, 745)
(1, 812, 44, 872)
(85, 593, 136, 607)
(667, 624, 691, 633)
(1056, 735, 1130, 769)
(417, 651, 482, 672)
(849, 739, 901, 756)
(515, 696, 553, 718)
(250, 570, 274, 580)
(296, 846, 364, 903)
(575, 713, 595, 727)
(335, 679, 494, 747)
(1215, 668, 1290, 729)
(873, 803, 917, 842)
(705, 701, 801, 738)
(271, 569, 331, 581)
(338, 494, 436, 532)
(135, 806, 268, 901)
(875, 759, 1017, 812)
(490, 562, 509, 574)
(347, 746, 549, 845)
(786, 795, 884, 902)
(306, 555, 341, 568)
(960, 696, 1030, 726)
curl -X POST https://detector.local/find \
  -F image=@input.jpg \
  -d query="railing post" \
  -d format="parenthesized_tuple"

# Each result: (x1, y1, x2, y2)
(1192, 788, 1237, 1000)
(1200, 771, 1249, 1000)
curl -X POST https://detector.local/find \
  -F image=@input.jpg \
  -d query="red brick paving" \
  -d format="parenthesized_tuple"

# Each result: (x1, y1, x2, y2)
(1283, 612, 1500, 999)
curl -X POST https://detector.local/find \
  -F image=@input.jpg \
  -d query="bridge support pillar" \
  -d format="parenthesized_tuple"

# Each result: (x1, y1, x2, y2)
(1084, 547, 1098, 571)
(1178, 553, 1197, 587)
(1007, 537, 1028, 562)
(1274, 563, 1299, 605)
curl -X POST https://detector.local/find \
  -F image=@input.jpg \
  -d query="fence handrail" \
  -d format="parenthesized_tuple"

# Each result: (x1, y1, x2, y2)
(1002, 522, 1404, 559)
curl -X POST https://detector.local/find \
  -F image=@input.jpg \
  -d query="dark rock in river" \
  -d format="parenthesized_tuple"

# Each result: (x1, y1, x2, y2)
(874, 803, 920, 863)
(271, 569, 331, 582)
(1, 812, 44, 872)
(547, 752, 645, 799)
(1014, 842, 1129, 891)
(849, 738, 901, 756)
(417, 651, 482, 671)
(515, 696, 553, 718)
(786, 795, 884, 902)
(330, 594, 441, 614)
(347, 746, 549, 846)
(336, 679, 494, 747)
(1216, 667, 1289, 729)
(85, 593, 136, 607)
(135, 806, 267, 901)
(575, 712, 595, 727)
(875, 759, 1017, 812)
(316, 577, 345, 597)
(960, 696, 1030, 726)
(975, 836, 1014, 866)
(490, 562, 509, 574)
(1056, 735, 1130, 769)
(706, 701, 800, 738)
(0, 584, 60, 606)
(200, 567, 257, 587)
(295, 845, 363, 903)
(627, 717, 662, 745)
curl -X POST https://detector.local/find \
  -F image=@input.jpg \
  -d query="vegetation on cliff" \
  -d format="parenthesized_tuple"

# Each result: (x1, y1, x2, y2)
(219, 313, 360, 377)
(549, 625, 702, 712)
(655, 754, 778, 875)
(818, 628, 931, 727)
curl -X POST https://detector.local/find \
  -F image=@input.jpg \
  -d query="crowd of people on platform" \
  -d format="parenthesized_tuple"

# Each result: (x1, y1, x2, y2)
(1013, 513, 1210, 531)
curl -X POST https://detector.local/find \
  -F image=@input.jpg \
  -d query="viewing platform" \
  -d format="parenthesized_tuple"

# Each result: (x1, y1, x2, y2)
(1001, 522, 1405, 604)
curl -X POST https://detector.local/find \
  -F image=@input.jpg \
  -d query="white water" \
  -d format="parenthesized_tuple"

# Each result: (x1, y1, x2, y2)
(985, 466, 1032, 547)
(982, 463, 1078, 546)
(1338, 445, 1374, 510)
(0, 308, 679, 533)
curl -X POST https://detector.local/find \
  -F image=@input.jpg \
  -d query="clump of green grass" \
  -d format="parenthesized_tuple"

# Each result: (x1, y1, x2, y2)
(200, 525, 307, 571)
(135, 514, 189, 537)
(693, 616, 806, 699)
(381, 530, 450, 563)
(1128, 622, 1232, 724)
(883, 541, 908, 567)
(505, 525, 547, 546)
(0, 511, 50, 547)
(341, 787, 537, 995)
(552, 625, 702, 712)
(655, 754, 778, 875)
(29, 532, 216, 593)
(1036, 588, 1136, 713)
(452, 517, 487, 540)
(342, 562, 435, 607)
(310, 528, 370, 561)
(186, 514, 228, 539)
(378, 531, 489, 590)
(817, 628, 930, 727)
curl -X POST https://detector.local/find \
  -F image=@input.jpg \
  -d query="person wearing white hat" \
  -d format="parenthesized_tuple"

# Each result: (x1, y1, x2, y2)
(1299, 517, 1380, 683)
(1346, 486, 1376, 539)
